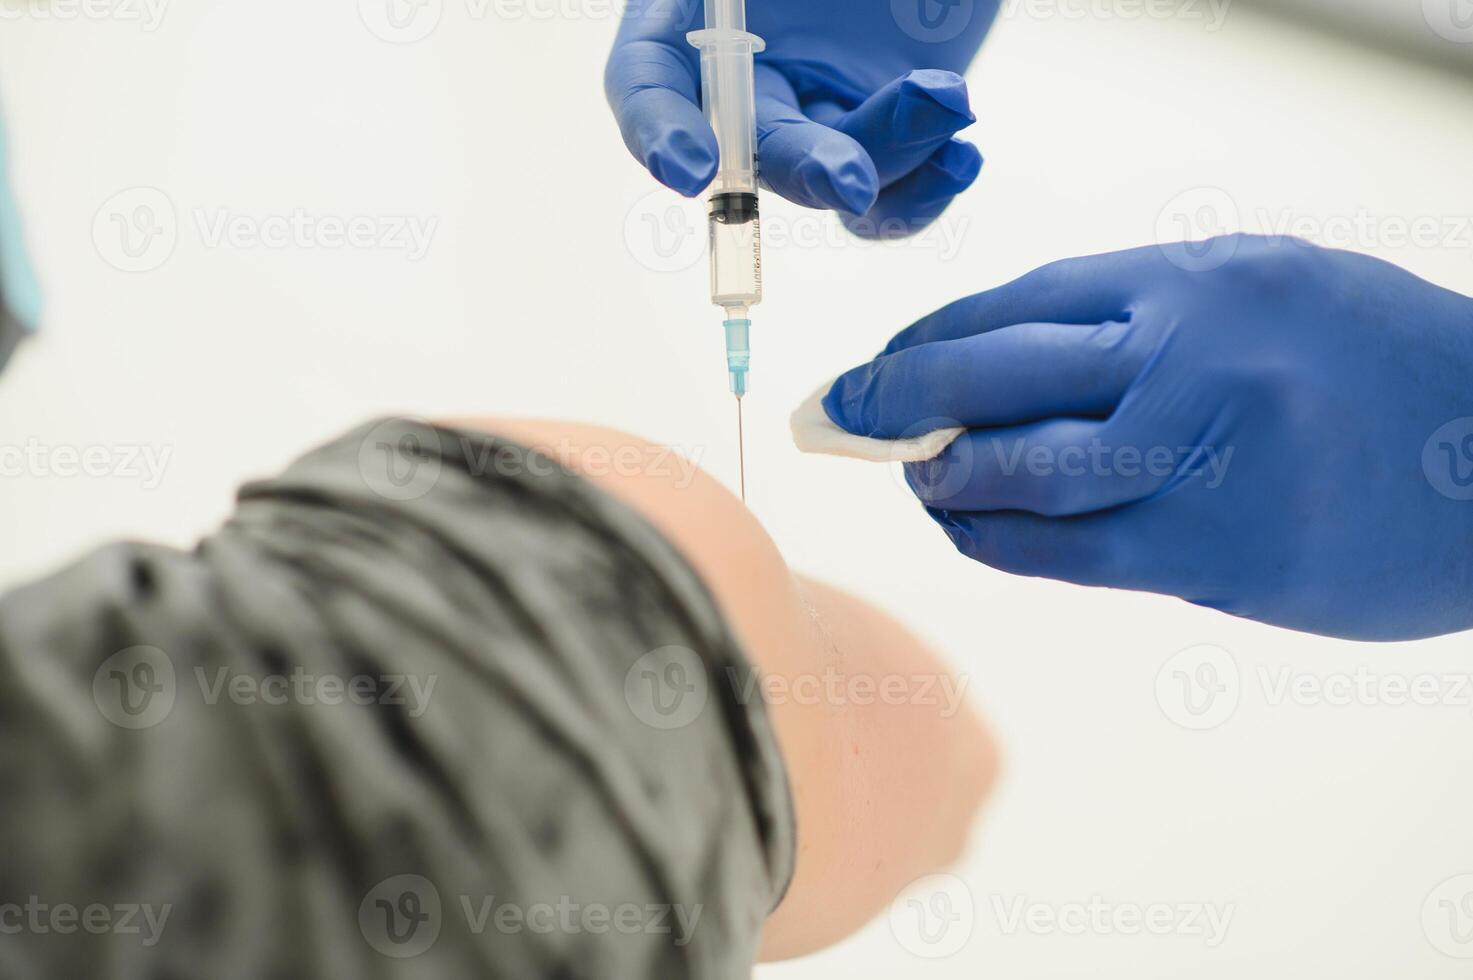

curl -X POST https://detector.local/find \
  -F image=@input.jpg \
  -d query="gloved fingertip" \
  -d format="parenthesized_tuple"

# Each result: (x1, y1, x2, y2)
(647, 156, 714, 197)
(644, 126, 718, 197)
(836, 179, 880, 217)
(894, 69, 975, 140)
(821, 364, 877, 435)
(925, 507, 976, 553)
(933, 138, 984, 185)
(905, 456, 954, 506)
(839, 139, 983, 238)
(904, 70, 972, 116)
(840, 210, 931, 239)
(796, 143, 879, 216)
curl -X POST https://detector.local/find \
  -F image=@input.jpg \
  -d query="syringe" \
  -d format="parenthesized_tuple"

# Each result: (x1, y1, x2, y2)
(689, 0, 763, 500)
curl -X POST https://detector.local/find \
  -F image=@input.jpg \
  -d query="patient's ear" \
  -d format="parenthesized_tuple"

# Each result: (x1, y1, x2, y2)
(443, 418, 997, 960)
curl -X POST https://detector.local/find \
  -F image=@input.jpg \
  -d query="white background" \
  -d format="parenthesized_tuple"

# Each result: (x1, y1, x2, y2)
(4, 0, 1473, 976)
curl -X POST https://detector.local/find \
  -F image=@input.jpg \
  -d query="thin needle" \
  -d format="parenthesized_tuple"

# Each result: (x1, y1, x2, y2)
(736, 395, 746, 503)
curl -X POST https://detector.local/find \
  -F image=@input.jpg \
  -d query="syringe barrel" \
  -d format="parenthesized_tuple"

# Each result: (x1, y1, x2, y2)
(689, 18, 764, 315)
(708, 196, 761, 311)
(687, 26, 764, 198)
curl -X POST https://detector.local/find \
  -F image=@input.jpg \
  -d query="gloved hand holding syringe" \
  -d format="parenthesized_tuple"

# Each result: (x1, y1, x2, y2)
(688, 0, 763, 500)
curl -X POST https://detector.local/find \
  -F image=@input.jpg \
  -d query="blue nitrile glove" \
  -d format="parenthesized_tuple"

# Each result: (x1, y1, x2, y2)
(606, 0, 998, 237)
(0, 104, 42, 372)
(823, 235, 1473, 641)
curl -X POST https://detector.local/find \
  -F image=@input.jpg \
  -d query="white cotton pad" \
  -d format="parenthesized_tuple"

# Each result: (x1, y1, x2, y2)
(789, 381, 966, 463)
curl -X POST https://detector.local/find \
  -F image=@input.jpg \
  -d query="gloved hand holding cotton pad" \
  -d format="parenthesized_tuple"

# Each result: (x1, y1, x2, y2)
(790, 380, 965, 463)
